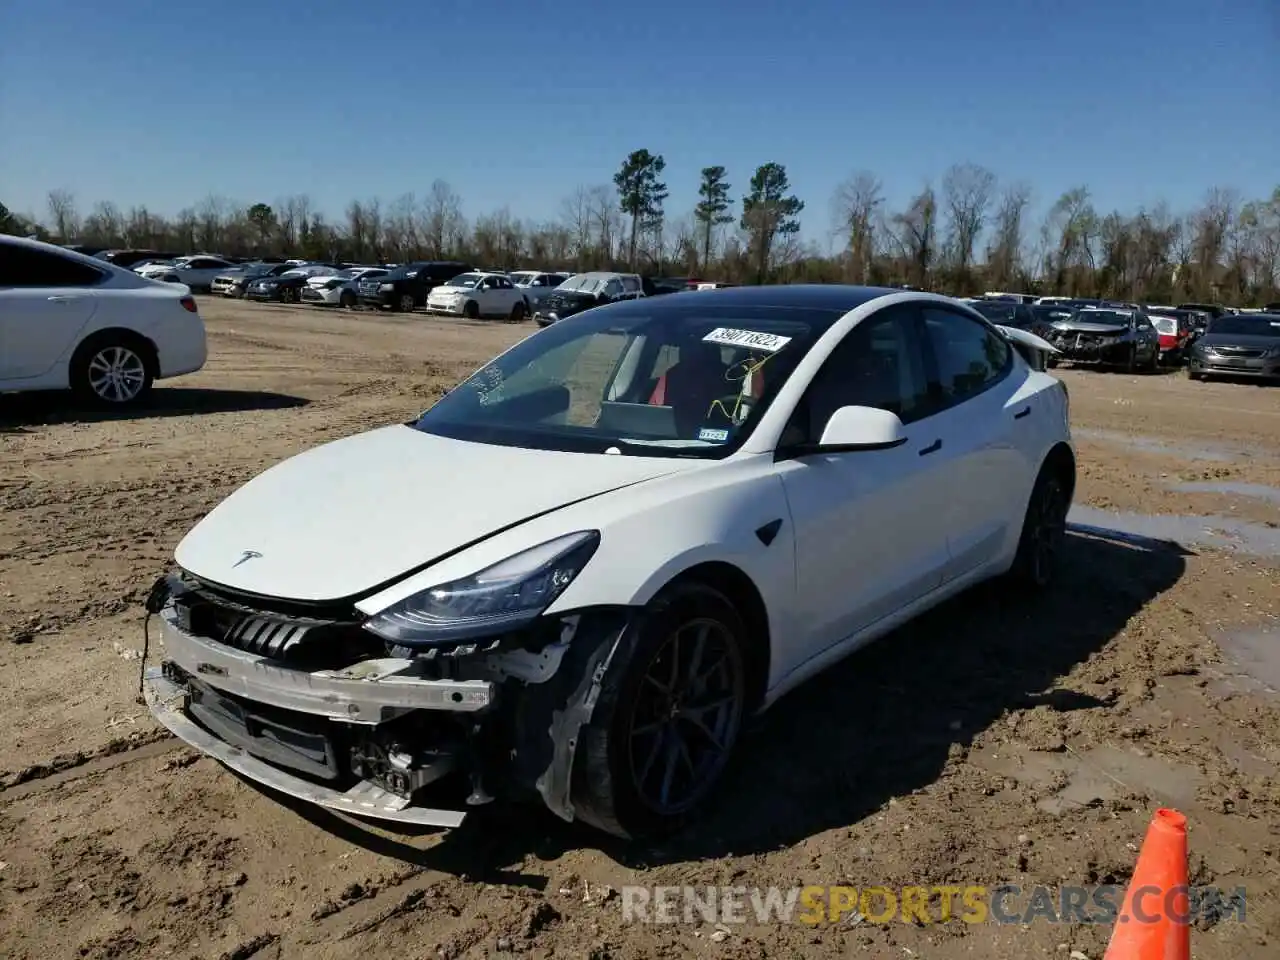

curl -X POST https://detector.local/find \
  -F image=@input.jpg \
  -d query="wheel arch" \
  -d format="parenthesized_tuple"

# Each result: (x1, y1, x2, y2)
(1043, 440, 1076, 505)
(70, 326, 160, 380)
(651, 560, 771, 712)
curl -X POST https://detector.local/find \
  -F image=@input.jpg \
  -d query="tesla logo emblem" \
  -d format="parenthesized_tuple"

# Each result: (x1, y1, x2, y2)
(233, 550, 263, 568)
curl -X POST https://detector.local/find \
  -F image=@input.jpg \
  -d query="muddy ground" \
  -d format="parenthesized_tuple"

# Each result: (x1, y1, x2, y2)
(1, 298, 1278, 960)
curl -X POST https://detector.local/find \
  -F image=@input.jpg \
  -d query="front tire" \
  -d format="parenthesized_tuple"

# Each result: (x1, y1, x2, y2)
(70, 336, 154, 406)
(463, 300, 480, 320)
(1008, 462, 1070, 589)
(340, 290, 357, 309)
(571, 581, 748, 841)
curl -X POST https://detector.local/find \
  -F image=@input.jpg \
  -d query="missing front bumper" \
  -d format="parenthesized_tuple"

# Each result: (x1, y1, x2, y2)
(144, 668, 468, 827)
(155, 609, 494, 722)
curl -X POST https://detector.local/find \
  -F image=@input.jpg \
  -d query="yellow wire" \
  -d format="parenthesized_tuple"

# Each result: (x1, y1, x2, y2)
(705, 353, 774, 423)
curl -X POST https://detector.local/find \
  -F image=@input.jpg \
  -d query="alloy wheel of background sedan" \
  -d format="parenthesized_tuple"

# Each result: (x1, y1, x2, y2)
(88, 345, 148, 403)
(627, 617, 745, 816)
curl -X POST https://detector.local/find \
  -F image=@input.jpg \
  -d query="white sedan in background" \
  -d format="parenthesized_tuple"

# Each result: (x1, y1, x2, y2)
(0, 235, 207, 405)
(137, 255, 238, 292)
(426, 271, 530, 320)
(508, 270, 571, 308)
(302, 267, 389, 308)
(142, 284, 1071, 840)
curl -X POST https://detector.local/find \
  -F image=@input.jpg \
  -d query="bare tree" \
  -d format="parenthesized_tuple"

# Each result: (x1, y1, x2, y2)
(985, 182, 1031, 289)
(889, 185, 938, 288)
(46, 189, 79, 241)
(419, 180, 464, 258)
(586, 184, 620, 265)
(559, 186, 593, 267)
(831, 171, 883, 284)
(941, 162, 997, 282)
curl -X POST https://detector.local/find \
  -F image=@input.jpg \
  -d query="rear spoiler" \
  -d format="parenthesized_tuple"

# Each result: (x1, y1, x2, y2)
(995, 324, 1060, 371)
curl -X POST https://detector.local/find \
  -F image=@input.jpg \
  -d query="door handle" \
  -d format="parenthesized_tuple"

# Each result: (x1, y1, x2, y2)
(919, 439, 942, 456)
(1014, 406, 1031, 419)
(47, 295, 77, 303)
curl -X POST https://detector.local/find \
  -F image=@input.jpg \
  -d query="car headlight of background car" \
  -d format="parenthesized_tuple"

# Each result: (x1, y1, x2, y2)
(363, 530, 600, 647)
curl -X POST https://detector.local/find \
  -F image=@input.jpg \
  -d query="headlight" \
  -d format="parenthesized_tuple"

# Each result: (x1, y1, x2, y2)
(380, 282, 395, 291)
(363, 531, 600, 647)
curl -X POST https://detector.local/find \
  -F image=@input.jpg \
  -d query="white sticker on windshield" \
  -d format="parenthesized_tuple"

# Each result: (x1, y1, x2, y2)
(698, 427, 729, 443)
(703, 328, 792, 352)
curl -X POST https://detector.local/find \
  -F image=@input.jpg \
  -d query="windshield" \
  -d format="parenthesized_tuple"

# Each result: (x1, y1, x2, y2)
(508, 272, 537, 285)
(1071, 309, 1131, 326)
(1150, 315, 1176, 335)
(972, 302, 1018, 325)
(1207, 316, 1280, 337)
(556, 274, 609, 294)
(445, 273, 484, 288)
(1033, 305, 1072, 320)
(412, 302, 826, 458)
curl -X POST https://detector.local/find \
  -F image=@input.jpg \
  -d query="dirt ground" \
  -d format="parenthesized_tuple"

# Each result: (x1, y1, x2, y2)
(1, 298, 1278, 960)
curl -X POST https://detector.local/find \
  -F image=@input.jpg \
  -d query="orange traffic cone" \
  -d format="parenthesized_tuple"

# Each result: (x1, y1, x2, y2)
(1103, 808, 1191, 960)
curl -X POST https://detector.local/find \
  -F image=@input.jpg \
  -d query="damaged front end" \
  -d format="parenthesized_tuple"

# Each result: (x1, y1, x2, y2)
(1047, 326, 1135, 364)
(141, 567, 633, 828)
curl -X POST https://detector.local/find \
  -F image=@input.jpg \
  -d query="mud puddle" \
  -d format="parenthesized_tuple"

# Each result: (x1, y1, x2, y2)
(1170, 481, 1280, 504)
(1073, 427, 1274, 463)
(1213, 623, 1280, 697)
(1067, 505, 1280, 558)
(974, 743, 1203, 815)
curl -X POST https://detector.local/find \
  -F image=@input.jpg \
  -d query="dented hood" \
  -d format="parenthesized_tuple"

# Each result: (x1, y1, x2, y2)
(174, 424, 691, 602)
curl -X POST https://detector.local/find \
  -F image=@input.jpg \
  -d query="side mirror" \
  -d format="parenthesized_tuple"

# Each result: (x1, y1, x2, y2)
(816, 406, 908, 452)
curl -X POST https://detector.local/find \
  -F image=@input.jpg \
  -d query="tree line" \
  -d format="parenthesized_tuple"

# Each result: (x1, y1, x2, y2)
(2, 153, 1278, 305)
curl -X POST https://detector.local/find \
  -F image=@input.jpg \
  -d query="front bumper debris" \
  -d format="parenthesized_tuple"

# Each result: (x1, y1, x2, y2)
(155, 608, 494, 721)
(1051, 333, 1132, 363)
(143, 667, 467, 826)
(139, 574, 636, 828)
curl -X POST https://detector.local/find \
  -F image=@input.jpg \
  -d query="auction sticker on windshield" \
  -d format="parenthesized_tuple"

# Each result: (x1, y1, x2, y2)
(703, 328, 792, 352)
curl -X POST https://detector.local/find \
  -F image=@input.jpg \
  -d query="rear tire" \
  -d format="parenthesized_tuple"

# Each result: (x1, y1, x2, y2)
(70, 334, 155, 407)
(571, 581, 748, 841)
(509, 301, 526, 323)
(1007, 461, 1071, 589)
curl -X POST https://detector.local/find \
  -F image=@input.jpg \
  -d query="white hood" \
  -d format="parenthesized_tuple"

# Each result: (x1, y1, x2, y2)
(174, 425, 692, 601)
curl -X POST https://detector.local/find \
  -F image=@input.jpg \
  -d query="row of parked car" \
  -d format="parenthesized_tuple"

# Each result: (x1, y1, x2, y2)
(103, 253, 1280, 385)
(112, 251, 720, 324)
(953, 292, 1280, 382)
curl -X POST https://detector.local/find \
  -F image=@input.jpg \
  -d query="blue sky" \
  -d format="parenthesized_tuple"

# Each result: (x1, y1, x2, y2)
(2, 0, 1276, 246)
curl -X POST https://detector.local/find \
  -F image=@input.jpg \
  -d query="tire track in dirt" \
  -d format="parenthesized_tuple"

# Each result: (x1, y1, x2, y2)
(0, 729, 175, 792)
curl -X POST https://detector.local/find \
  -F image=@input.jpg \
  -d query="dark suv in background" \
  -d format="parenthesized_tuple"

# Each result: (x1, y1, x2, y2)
(358, 260, 474, 312)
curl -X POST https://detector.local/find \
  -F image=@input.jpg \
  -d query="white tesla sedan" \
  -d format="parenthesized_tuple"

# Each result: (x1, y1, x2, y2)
(0, 235, 208, 405)
(142, 285, 1072, 839)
